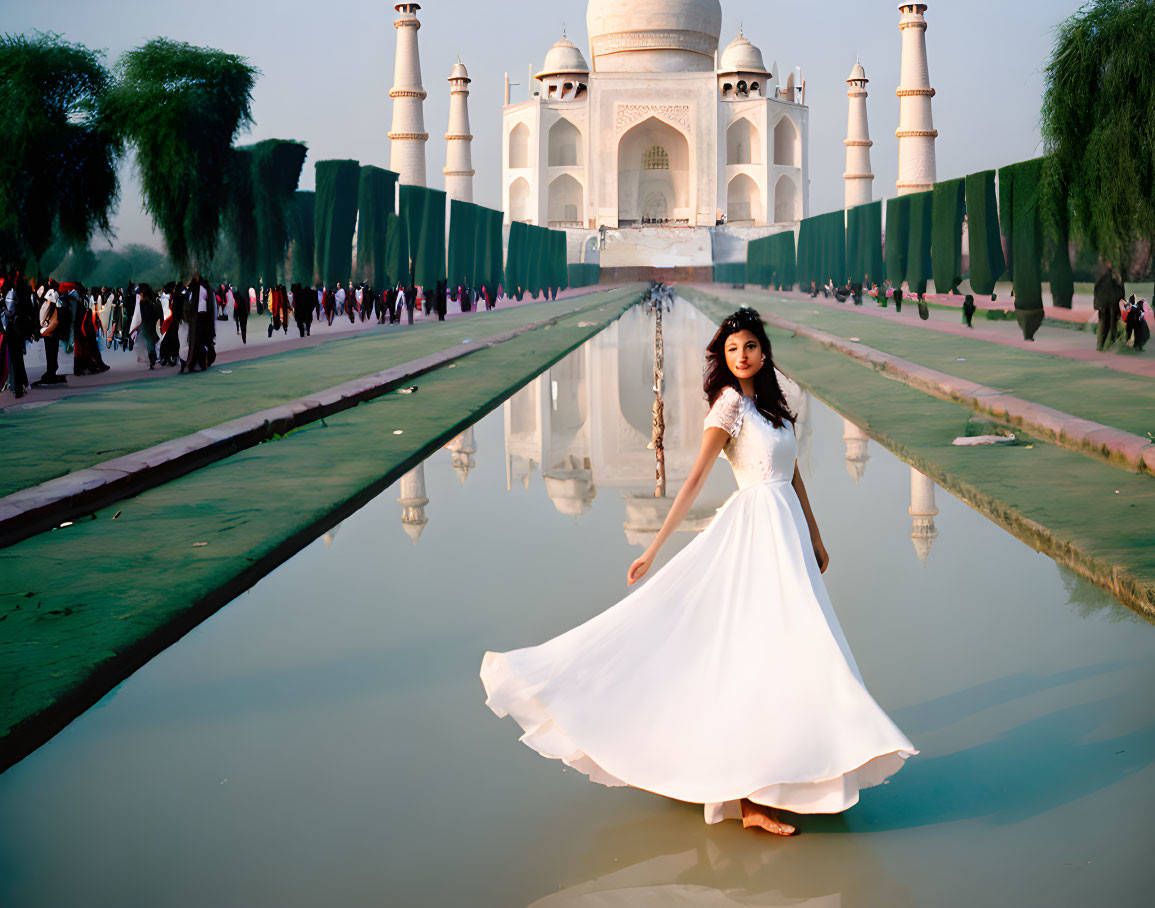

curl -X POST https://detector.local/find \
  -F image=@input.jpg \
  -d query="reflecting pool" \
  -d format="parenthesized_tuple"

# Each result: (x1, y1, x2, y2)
(1, 301, 1153, 907)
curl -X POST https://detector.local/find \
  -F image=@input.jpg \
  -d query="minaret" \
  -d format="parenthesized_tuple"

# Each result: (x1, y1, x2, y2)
(842, 419, 870, 483)
(398, 463, 429, 543)
(445, 427, 477, 484)
(894, 3, 937, 195)
(389, 3, 428, 187)
(909, 467, 939, 566)
(844, 61, 874, 208)
(444, 60, 475, 203)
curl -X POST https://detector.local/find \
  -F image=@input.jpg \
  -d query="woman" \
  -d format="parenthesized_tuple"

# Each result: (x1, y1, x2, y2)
(71, 284, 110, 376)
(157, 283, 180, 367)
(34, 280, 65, 385)
(130, 284, 161, 368)
(481, 308, 917, 836)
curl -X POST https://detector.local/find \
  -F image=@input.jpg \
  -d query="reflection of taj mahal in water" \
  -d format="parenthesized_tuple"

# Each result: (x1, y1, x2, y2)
(397, 301, 939, 562)
(505, 303, 742, 544)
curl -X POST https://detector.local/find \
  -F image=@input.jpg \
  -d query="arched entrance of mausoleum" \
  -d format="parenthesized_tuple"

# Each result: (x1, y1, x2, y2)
(616, 117, 691, 227)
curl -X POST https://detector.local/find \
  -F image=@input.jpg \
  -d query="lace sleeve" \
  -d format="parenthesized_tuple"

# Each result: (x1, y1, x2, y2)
(704, 387, 745, 438)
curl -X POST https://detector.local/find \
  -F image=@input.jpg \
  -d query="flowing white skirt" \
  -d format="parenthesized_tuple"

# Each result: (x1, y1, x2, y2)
(481, 477, 917, 822)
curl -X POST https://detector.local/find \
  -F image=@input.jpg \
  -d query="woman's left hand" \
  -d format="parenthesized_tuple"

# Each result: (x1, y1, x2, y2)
(813, 538, 830, 573)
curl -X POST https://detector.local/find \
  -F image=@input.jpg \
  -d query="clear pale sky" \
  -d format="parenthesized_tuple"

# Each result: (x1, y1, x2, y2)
(8, 0, 1082, 252)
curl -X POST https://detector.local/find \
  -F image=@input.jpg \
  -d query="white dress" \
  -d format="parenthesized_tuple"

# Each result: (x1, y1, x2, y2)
(481, 385, 917, 822)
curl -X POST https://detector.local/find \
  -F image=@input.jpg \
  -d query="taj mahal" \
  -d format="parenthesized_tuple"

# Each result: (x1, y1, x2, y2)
(502, 0, 807, 230)
(501, 0, 809, 274)
(388, 0, 940, 278)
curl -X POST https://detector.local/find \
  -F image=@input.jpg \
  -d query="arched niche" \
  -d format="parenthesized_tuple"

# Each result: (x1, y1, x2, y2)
(726, 118, 761, 165)
(773, 117, 798, 167)
(509, 123, 530, 169)
(509, 177, 532, 223)
(617, 117, 690, 226)
(548, 174, 583, 227)
(727, 174, 761, 225)
(548, 119, 582, 167)
(773, 174, 797, 223)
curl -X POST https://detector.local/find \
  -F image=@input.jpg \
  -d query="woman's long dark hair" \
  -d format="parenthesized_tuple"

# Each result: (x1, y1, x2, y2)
(703, 307, 796, 429)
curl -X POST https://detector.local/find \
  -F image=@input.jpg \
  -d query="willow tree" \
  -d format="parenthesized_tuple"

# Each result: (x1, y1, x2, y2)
(107, 38, 257, 275)
(1040, 0, 1155, 278)
(0, 32, 121, 273)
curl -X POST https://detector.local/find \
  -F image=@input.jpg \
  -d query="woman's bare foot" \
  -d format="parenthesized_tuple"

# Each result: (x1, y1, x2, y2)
(740, 798, 797, 836)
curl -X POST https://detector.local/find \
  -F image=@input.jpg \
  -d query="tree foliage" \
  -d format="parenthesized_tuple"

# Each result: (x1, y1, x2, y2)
(106, 38, 257, 276)
(0, 32, 121, 271)
(1040, 0, 1155, 278)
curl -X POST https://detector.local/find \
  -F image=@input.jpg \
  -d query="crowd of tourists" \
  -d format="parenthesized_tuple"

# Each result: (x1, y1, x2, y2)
(0, 273, 230, 396)
(0, 270, 540, 400)
(798, 272, 1149, 351)
(262, 279, 507, 338)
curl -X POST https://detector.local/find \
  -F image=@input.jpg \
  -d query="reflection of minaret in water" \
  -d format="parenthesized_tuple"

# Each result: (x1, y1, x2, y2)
(445, 427, 476, 484)
(398, 463, 429, 543)
(909, 467, 939, 566)
(323, 522, 342, 550)
(842, 419, 871, 483)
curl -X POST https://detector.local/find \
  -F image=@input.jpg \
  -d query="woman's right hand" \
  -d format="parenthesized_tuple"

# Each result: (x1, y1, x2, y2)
(627, 551, 654, 586)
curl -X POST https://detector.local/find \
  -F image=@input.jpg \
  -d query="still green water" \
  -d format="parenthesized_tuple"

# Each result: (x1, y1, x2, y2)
(1, 302, 1152, 907)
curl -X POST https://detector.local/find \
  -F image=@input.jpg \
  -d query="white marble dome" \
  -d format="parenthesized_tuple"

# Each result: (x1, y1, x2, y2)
(719, 27, 769, 74)
(586, 0, 722, 73)
(538, 34, 590, 78)
(449, 60, 470, 81)
(847, 61, 867, 83)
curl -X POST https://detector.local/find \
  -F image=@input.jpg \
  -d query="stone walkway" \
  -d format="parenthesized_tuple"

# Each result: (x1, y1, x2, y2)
(4, 288, 587, 406)
(0, 291, 617, 499)
(688, 285, 1155, 444)
(740, 286, 1155, 379)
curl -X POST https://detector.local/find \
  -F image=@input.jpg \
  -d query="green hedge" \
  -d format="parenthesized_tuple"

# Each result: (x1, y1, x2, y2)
(714, 262, 747, 284)
(884, 195, 910, 287)
(356, 166, 397, 287)
(249, 140, 307, 285)
(400, 184, 446, 288)
(964, 170, 1005, 296)
(1048, 226, 1074, 309)
(447, 198, 476, 290)
(772, 230, 796, 289)
(568, 263, 600, 288)
(314, 159, 360, 287)
(504, 223, 565, 299)
(931, 178, 965, 294)
(224, 147, 258, 291)
(796, 217, 816, 288)
(746, 235, 768, 286)
(384, 211, 410, 287)
(846, 201, 882, 285)
(481, 207, 503, 299)
(906, 190, 933, 295)
(288, 191, 315, 286)
(999, 158, 1045, 310)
